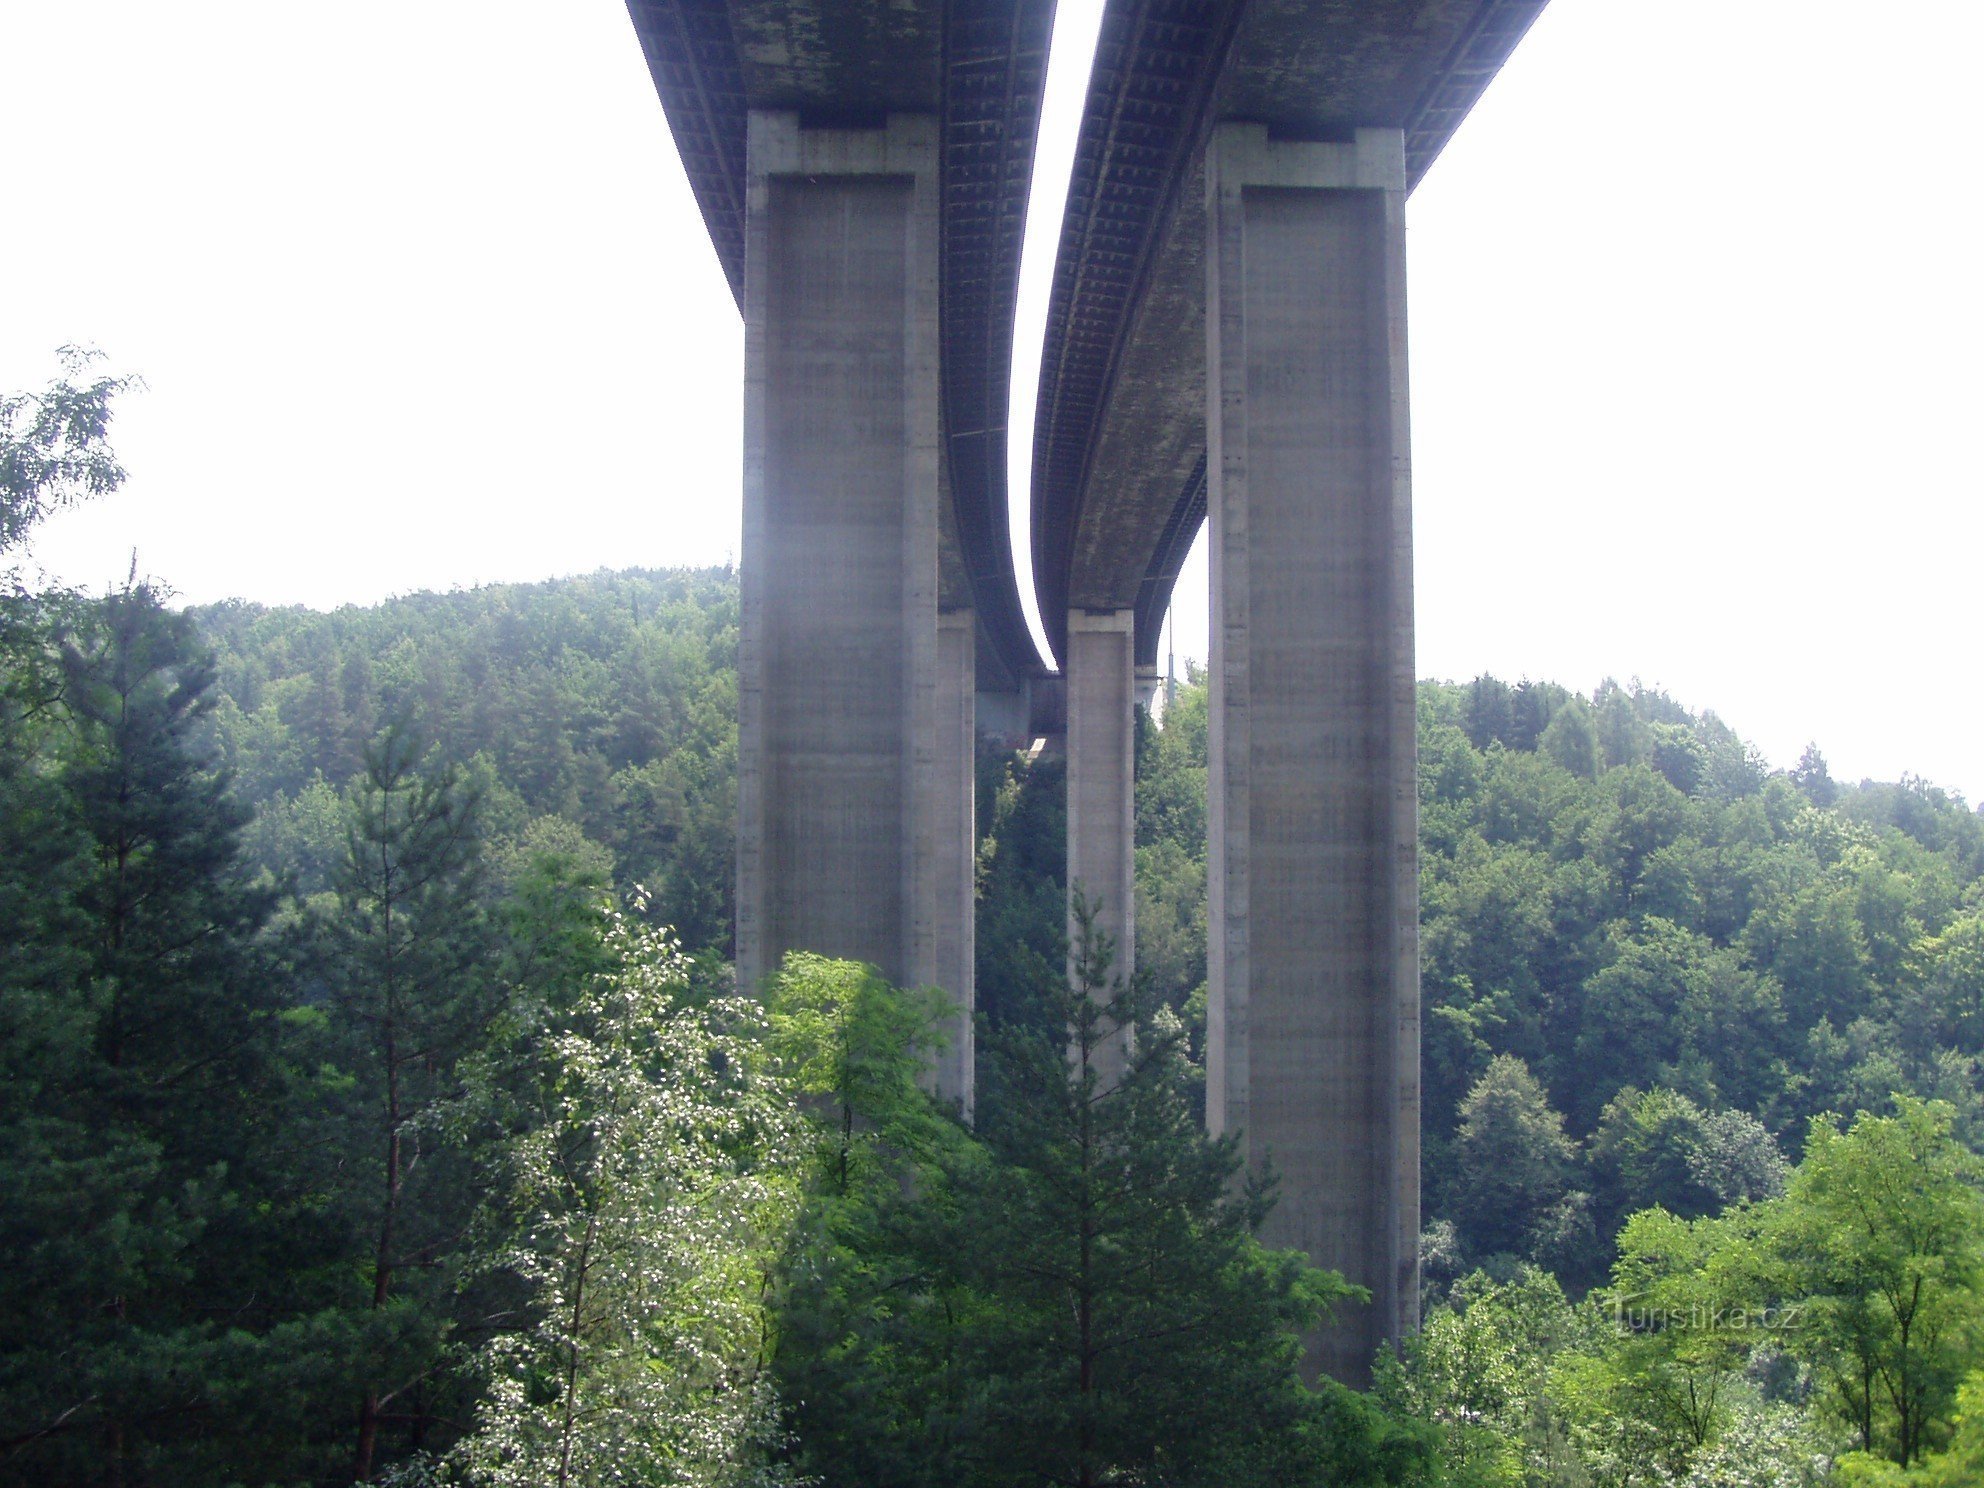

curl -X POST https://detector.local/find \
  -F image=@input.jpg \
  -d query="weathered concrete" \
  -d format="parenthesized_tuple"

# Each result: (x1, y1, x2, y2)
(737, 112, 955, 1006)
(976, 684, 1033, 753)
(624, 0, 1053, 682)
(1026, 0, 1549, 670)
(632, 0, 1549, 680)
(1066, 609, 1137, 1084)
(629, 2, 1548, 1391)
(934, 609, 977, 1117)
(1204, 124, 1419, 1386)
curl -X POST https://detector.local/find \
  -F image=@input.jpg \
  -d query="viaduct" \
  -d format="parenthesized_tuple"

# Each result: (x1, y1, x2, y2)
(624, 0, 1547, 1384)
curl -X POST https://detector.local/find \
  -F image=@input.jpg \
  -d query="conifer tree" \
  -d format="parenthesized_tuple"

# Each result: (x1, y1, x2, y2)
(969, 891, 1408, 1488)
(768, 900, 1434, 1488)
(58, 587, 277, 1119)
(0, 584, 282, 1483)
(311, 721, 499, 1479)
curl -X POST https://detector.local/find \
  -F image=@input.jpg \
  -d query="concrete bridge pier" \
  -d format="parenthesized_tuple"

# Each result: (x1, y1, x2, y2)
(1203, 124, 1420, 1384)
(737, 111, 974, 1106)
(934, 609, 977, 1117)
(1065, 608, 1137, 1083)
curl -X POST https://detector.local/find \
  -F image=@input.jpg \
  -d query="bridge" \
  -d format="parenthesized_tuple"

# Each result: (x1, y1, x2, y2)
(624, 0, 1546, 1384)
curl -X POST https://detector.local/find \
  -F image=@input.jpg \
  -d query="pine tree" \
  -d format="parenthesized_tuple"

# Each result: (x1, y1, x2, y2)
(312, 721, 498, 1479)
(0, 584, 282, 1483)
(767, 909, 1435, 1488)
(58, 587, 277, 1117)
(963, 894, 1429, 1488)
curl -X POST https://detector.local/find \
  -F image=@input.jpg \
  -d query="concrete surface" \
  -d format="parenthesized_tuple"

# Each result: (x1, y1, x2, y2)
(1066, 608, 1138, 1086)
(737, 113, 955, 1006)
(1204, 124, 1420, 1386)
(935, 608, 977, 1116)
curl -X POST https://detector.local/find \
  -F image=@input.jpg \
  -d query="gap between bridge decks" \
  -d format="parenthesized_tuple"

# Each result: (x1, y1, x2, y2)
(1006, 0, 1109, 678)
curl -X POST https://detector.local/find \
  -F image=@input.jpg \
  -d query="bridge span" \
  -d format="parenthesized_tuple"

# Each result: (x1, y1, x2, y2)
(1035, 0, 1547, 1382)
(625, 0, 1055, 1114)
(624, 0, 1545, 1383)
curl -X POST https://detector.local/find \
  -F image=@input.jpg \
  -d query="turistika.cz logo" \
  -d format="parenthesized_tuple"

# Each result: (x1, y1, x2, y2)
(1609, 1294, 1806, 1334)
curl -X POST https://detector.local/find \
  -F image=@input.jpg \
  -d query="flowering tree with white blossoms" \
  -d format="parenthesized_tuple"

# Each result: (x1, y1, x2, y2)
(449, 901, 805, 1488)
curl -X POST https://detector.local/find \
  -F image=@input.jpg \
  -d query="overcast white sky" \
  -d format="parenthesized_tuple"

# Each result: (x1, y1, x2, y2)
(3, 0, 1979, 800)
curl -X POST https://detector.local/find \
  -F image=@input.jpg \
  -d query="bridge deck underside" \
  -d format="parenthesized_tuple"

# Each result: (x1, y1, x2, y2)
(1032, 0, 1549, 668)
(626, 0, 1051, 685)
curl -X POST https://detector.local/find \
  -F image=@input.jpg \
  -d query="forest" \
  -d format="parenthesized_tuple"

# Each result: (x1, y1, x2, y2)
(5, 360, 1984, 1485)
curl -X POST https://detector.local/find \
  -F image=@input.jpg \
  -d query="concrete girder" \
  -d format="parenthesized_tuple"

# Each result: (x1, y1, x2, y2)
(729, 0, 942, 115)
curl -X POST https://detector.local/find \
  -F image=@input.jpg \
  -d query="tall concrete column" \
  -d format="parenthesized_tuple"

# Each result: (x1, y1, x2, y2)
(933, 609, 976, 1118)
(1203, 124, 1419, 1385)
(737, 112, 951, 1007)
(1066, 609, 1137, 1085)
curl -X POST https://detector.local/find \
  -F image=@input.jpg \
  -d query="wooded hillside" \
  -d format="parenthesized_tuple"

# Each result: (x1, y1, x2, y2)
(6, 538, 1982, 1484)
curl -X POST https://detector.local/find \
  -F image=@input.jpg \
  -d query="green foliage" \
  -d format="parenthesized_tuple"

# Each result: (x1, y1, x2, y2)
(1765, 1098, 1984, 1466)
(193, 569, 742, 947)
(1135, 673, 1210, 1067)
(1594, 1207, 1770, 1456)
(301, 722, 502, 1478)
(1448, 1055, 1581, 1264)
(55, 585, 279, 1119)
(1395, 1096, 1984, 1486)
(1896, 912, 1984, 1058)
(1383, 673, 1984, 1290)
(1541, 695, 1601, 780)
(0, 346, 134, 560)
(1919, 1369, 1984, 1484)
(765, 954, 993, 1488)
(187, 589, 1984, 1319)
(1589, 1088, 1787, 1244)
(974, 742, 1067, 1045)
(767, 953, 955, 1191)
(450, 905, 804, 1488)
(965, 894, 1385, 1488)
(1376, 1266, 1598, 1487)
(0, 584, 285, 1483)
(13, 522, 1984, 1484)
(768, 908, 1435, 1488)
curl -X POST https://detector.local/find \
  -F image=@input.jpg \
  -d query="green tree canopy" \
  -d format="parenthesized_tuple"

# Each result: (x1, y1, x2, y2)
(1767, 1097, 1984, 1466)
(1448, 1055, 1579, 1262)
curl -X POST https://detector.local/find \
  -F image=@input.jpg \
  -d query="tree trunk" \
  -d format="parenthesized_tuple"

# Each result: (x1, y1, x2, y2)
(556, 1210, 601, 1488)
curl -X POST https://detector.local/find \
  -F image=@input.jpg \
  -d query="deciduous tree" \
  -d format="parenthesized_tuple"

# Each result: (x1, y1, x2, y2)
(1769, 1098, 1984, 1466)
